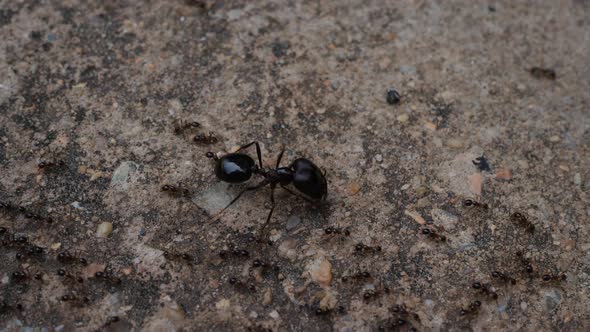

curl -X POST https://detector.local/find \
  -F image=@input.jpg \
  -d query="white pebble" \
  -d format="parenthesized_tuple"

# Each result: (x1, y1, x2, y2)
(96, 222, 113, 238)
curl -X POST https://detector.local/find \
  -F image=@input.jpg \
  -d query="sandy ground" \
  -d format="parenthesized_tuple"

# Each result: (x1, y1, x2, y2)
(0, 0, 589, 331)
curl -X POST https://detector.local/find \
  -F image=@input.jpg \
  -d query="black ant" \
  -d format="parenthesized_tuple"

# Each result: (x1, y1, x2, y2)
(94, 269, 122, 286)
(228, 276, 256, 292)
(57, 269, 84, 285)
(386, 89, 401, 105)
(472, 282, 498, 299)
(421, 228, 447, 242)
(16, 245, 45, 261)
(355, 243, 382, 254)
(463, 199, 489, 209)
(206, 141, 327, 237)
(193, 133, 218, 145)
(542, 273, 567, 283)
(57, 250, 88, 266)
(1, 234, 29, 248)
(510, 212, 534, 232)
(218, 248, 250, 260)
(161, 184, 191, 197)
(314, 305, 346, 316)
(60, 293, 91, 307)
(38, 159, 65, 171)
(324, 226, 350, 236)
(341, 271, 372, 283)
(11, 269, 43, 284)
(491, 271, 516, 285)
(459, 300, 481, 316)
(174, 120, 200, 135)
(163, 250, 194, 264)
(0, 301, 23, 315)
(529, 67, 556, 80)
(103, 316, 120, 328)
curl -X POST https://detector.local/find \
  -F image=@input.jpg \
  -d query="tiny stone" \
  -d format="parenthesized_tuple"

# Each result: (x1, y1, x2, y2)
(397, 114, 409, 123)
(269, 310, 280, 319)
(446, 138, 464, 149)
(549, 135, 560, 142)
(96, 222, 113, 238)
(262, 289, 272, 305)
(375, 154, 383, 163)
(285, 216, 301, 231)
(574, 173, 582, 187)
(386, 89, 401, 105)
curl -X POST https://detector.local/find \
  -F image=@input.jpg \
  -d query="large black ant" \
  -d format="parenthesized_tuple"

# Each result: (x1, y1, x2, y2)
(38, 159, 65, 171)
(341, 271, 372, 283)
(324, 226, 350, 236)
(206, 142, 327, 237)
(228, 276, 257, 292)
(57, 269, 84, 285)
(93, 268, 122, 286)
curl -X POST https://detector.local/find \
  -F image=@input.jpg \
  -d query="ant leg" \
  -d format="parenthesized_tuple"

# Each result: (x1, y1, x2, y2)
(259, 184, 277, 237)
(210, 181, 269, 221)
(279, 185, 318, 205)
(275, 145, 286, 168)
(235, 141, 263, 169)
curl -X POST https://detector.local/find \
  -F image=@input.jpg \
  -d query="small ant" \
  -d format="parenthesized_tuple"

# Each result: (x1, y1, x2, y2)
(491, 271, 516, 285)
(341, 271, 372, 283)
(163, 250, 194, 264)
(16, 245, 45, 261)
(1, 234, 29, 248)
(314, 305, 346, 316)
(0, 301, 23, 315)
(60, 293, 91, 307)
(324, 226, 350, 236)
(38, 159, 65, 171)
(463, 199, 489, 209)
(542, 273, 567, 283)
(11, 269, 43, 284)
(472, 282, 498, 299)
(421, 228, 447, 242)
(516, 251, 534, 275)
(161, 184, 191, 197)
(510, 212, 534, 232)
(218, 248, 250, 261)
(206, 141, 327, 238)
(93, 269, 122, 286)
(57, 251, 88, 266)
(529, 67, 556, 80)
(103, 316, 120, 327)
(174, 120, 200, 135)
(355, 243, 382, 254)
(193, 133, 218, 145)
(228, 277, 256, 292)
(57, 269, 84, 285)
(459, 300, 481, 316)
(362, 288, 378, 300)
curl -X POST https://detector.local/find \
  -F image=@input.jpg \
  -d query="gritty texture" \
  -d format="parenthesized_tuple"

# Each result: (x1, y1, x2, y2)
(0, 0, 589, 331)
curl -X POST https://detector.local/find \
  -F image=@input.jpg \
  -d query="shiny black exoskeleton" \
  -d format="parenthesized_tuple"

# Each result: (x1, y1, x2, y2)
(206, 141, 327, 234)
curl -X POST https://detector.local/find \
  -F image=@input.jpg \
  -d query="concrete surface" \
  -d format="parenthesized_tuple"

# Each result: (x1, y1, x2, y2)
(0, 0, 588, 331)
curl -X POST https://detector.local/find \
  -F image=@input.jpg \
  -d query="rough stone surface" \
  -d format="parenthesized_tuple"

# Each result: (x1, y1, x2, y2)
(0, 1, 588, 331)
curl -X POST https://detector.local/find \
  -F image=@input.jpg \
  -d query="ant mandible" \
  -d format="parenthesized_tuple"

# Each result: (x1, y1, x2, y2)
(206, 141, 327, 235)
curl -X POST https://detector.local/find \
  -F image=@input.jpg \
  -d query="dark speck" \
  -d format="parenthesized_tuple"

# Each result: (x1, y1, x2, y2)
(386, 89, 401, 105)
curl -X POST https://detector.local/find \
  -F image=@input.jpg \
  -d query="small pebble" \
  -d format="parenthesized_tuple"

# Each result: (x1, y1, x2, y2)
(375, 154, 383, 163)
(285, 216, 301, 231)
(269, 310, 280, 320)
(308, 257, 333, 287)
(262, 289, 273, 305)
(397, 114, 409, 123)
(386, 89, 401, 105)
(96, 222, 113, 238)
(574, 173, 582, 187)
(446, 138, 465, 149)
(549, 135, 560, 142)
(495, 168, 513, 180)
(347, 182, 362, 196)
